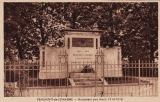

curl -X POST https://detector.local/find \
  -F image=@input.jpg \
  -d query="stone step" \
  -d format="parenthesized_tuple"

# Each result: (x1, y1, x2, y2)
(73, 78, 100, 82)
(68, 77, 108, 86)
(75, 84, 105, 87)
(69, 73, 95, 78)
(75, 80, 103, 86)
(73, 78, 104, 86)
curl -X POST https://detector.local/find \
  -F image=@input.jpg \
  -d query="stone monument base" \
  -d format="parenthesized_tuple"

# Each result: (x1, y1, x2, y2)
(39, 69, 123, 79)
(69, 72, 95, 78)
(96, 69, 123, 77)
(39, 72, 67, 79)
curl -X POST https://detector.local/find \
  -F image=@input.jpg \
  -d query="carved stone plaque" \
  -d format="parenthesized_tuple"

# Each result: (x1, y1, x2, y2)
(72, 38, 94, 47)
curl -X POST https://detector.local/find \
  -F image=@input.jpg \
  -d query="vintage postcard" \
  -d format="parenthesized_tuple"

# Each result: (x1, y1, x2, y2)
(1, 1, 159, 102)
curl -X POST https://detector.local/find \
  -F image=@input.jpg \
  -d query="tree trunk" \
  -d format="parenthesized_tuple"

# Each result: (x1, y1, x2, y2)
(109, 4, 114, 47)
(39, 20, 45, 45)
(16, 36, 23, 60)
(150, 39, 154, 61)
(72, 10, 77, 29)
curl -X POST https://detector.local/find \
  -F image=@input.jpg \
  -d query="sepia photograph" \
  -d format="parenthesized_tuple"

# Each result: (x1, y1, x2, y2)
(3, 2, 158, 98)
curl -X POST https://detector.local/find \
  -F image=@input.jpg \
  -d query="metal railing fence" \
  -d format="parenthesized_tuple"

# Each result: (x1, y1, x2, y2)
(4, 60, 158, 97)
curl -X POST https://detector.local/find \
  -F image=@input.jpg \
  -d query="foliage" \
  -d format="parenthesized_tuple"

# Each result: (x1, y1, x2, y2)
(4, 2, 158, 61)
(16, 70, 28, 90)
(4, 84, 15, 97)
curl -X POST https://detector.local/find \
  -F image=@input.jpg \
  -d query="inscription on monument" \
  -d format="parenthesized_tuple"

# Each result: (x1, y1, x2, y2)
(72, 50, 94, 61)
(72, 38, 94, 47)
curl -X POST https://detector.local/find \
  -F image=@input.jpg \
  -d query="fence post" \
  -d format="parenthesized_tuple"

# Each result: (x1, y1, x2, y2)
(102, 50, 104, 97)
(66, 60, 68, 97)
(95, 56, 97, 97)
(94, 49, 98, 97)
(138, 59, 140, 96)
